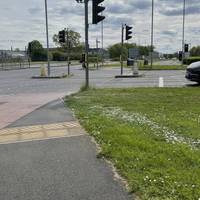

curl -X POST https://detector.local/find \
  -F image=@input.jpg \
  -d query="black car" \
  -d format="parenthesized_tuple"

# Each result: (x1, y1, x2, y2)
(185, 61, 200, 83)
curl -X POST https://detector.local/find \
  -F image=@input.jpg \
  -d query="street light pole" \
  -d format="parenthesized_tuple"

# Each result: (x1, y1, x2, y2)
(182, 0, 186, 64)
(150, 0, 154, 68)
(45, 0, 50, 76)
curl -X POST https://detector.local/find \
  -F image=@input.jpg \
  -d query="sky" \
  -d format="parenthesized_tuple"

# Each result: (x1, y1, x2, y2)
(0, 0, 200, 53)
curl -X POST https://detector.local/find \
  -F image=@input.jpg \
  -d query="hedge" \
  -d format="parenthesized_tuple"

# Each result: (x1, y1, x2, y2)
(183, 57, 200, 65)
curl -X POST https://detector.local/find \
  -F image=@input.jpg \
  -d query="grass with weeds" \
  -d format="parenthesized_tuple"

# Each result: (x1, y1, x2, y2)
(103, 63, 186, 70)
(65, 88, 200, 200)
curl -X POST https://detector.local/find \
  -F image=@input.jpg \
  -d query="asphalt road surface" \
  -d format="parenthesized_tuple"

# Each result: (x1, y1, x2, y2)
(0, 65, 196, 128)
(0, 65, 193, 95)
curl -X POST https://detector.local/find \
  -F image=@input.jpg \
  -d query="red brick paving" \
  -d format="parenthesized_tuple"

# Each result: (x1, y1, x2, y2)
(0, 93, 66, 129)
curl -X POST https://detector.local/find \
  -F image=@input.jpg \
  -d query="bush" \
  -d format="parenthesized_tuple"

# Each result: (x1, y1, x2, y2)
(183, 57, 200, 65)
(70, 53, 82, 61)
(31, 49, 52, 62)
(52, 51, 67, 61)
(52, 51, 83, 61)
(88, 56, 103, 63)
(111, 57, 120, 61)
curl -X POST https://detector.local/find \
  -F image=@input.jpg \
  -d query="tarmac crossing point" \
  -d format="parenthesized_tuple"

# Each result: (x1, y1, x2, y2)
(0, 121, 85, 144)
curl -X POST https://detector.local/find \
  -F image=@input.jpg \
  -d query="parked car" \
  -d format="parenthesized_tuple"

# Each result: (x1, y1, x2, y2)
(185, 61, 200, 83)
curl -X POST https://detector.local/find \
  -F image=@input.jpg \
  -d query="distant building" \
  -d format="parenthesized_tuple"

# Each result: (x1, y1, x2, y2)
(146, 51, 161, 60)
(89, 48, 109, 59)
(0, 50, 26, 59)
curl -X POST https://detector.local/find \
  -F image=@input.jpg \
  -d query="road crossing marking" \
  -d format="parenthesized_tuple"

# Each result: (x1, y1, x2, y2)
(0, 121, 85, 144)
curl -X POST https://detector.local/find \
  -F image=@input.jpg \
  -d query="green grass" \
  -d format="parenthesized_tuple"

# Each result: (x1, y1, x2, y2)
(140, 65, 186, 70)
(65, 88, 200, 200)
(30, 61, 79, 66)
(103, 63, 186, 70)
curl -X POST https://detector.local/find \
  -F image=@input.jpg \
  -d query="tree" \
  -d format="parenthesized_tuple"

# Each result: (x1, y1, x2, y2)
(108, 43, 127, 60)
(53, 28, 81, 48)
(190, 46, 200, 57)
(15, 48, 20, 52)
(108, 43, 153, 60)
(138, 46, 152, 56)
(27, 40, 48, 61)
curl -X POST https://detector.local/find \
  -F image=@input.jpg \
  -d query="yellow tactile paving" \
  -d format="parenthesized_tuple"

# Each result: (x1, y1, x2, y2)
(0, 121, 85, 144)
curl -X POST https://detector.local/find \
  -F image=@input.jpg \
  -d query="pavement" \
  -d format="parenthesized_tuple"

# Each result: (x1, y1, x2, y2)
(0, 93, 66, 129)
(0, 99, 132, 200)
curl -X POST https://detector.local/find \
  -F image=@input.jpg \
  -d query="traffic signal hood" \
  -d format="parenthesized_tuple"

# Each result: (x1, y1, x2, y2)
(184, 44, 189, 53)
(125, 25, 133, 41)
(178, 51, 183, 61)
(58, 30, 66, 43)
(92, 0, 105, 24)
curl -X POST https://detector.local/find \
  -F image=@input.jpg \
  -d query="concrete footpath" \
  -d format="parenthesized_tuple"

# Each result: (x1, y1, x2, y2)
(0, 99, 132, 200)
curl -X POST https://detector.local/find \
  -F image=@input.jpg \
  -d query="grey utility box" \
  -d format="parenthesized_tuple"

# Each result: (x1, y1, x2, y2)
(127, 58, 134, 66)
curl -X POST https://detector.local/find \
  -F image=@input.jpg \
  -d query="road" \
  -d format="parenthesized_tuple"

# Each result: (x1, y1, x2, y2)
(0, 65, 195, 128)
(0, 65, 191, 95)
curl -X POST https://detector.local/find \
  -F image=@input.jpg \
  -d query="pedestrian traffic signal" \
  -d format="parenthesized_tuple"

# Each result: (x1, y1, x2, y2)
(81, 53, 86, 63)
(58, 30, 66, 43)
(92, 0, 105, 24)
(178, 51, 182, 61)
(125, 25, 133, 40)
(184, 44, 189, 53)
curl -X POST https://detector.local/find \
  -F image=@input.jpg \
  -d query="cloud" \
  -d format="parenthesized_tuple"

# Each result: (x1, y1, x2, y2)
(161, 5, 200, 16)
(0, 0, 199, 53)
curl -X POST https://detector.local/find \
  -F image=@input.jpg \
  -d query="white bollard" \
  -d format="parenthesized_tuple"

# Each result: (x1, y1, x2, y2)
(133, 61, 139, 76)
(159, 77, 164, 87)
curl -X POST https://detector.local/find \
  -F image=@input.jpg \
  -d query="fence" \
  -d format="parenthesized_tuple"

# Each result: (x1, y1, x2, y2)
(0, 57, 30, 71)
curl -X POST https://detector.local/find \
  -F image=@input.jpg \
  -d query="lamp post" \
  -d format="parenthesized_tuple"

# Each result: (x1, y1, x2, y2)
(45, 0, 50, 76)
(150, 0, 154, 68)
(182, 0, 186, 64)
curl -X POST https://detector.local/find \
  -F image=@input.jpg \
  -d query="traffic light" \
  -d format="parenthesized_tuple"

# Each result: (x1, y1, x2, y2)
(184, 44, 189, 52)
(58, 30, 66, 43)
(178, 51, 182, 61)
(80, 53, 86, 63)
(92, 0, 105, 24)
(125, 25, 133, 40)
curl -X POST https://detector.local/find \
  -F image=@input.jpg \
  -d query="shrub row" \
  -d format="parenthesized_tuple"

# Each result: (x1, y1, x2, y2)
(183, 57, 200, 65)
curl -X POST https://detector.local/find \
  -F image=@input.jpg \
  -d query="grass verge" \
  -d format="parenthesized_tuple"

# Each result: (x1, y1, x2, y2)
(140, 65, 186, 70)
(103, 63, 186, 70)
(65, 88, 200, 200)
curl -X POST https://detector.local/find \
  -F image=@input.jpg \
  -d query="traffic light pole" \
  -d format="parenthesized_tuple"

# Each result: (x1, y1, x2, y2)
(121, 24, 124, 75)
(85, 0, 89, 88)
(150, 0, 154, 69)
(101, 11, 104, 67)
(66, 29, 70, 76)
(182, 0, 186, 65)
